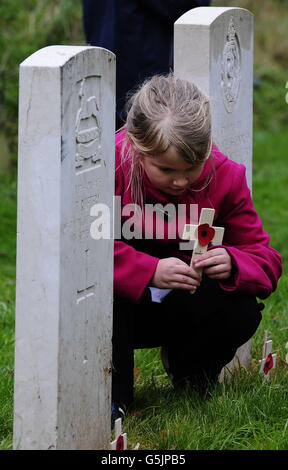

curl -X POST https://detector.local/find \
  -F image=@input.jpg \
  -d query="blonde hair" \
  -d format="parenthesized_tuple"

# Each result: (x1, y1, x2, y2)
(121, 73, 212, 206)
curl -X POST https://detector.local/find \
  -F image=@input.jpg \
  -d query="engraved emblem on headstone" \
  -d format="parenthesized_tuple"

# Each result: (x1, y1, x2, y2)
(75, 77, 102, 171)
(221, 17, 241, 113)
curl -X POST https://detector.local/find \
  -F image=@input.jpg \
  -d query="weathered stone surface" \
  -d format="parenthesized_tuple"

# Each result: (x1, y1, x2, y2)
(13, 46, 115, 449)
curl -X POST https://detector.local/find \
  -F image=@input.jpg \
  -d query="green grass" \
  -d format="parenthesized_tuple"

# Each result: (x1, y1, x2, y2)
(126, 361, 288, 450)
(0, 261, 15, 449)
(0, 173, 16, 450)
(0, 285, 15, 451)
(0, 175, 17, 278)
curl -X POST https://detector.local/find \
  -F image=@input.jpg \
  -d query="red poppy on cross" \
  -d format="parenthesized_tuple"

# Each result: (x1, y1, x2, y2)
(263, 353, 274, 375)
(259, 331, 277, 380)
(182, 208, 225, 293)
(111, 418, 127, 450)
(197, 223, 216, 246)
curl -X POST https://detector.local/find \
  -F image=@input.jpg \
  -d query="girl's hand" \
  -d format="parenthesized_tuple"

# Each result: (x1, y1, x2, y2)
(193, 248, 232, 280)
(151, 257, 202, 290)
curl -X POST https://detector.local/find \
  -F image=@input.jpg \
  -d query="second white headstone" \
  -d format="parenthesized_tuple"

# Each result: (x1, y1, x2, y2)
(174, 7, 254, 374)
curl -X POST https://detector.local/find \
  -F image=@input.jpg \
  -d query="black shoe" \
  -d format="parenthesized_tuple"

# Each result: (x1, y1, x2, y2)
(111, 401, 127, 430)
(161, 346, 218, 395)
(161, 346, 188, 389)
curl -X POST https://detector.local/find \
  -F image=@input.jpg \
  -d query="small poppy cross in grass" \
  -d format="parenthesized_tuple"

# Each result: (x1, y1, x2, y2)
(111, 418, 127, 450)
(182, 208, 225, 293)
(259, 330, 277, 380)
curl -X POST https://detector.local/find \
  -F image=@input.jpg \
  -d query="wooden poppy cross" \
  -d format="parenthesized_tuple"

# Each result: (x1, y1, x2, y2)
(182, 208, 225, 292)
(259, 330, 277, 381)
(111, 418, 127, 450)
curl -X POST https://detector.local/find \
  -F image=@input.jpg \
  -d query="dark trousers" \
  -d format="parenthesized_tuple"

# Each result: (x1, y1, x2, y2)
(112, 277, 263, 405)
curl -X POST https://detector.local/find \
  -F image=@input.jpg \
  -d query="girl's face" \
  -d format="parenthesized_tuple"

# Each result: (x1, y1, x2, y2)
(140, 145, 207, 196)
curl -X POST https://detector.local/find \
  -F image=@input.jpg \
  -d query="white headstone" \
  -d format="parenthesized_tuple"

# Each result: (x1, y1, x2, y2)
(13, 45, 115, 449)
(174, 7, 254, 374)
(174, 7, 253, 188)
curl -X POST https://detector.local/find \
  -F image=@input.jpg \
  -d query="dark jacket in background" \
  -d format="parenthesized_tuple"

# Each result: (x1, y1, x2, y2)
(82, 0, 211, 127)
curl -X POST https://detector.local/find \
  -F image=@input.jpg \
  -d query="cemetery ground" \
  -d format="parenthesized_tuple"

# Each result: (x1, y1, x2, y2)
(0, 0, 288, 451)
(0, 127, 287, 450)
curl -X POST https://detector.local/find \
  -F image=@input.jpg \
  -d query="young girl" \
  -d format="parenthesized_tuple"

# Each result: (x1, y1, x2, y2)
(111, 74, 282, 426)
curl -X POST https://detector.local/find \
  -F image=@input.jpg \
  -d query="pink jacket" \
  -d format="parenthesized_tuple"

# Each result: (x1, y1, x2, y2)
(114, 130, 282, 303)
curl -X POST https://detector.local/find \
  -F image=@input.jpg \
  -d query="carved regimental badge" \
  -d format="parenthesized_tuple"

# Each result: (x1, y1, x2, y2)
(221, 17, 241, 113)
(75, 77, 101, 172)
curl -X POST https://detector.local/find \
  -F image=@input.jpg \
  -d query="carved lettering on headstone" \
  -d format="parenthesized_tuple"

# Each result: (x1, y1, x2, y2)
(75, 193, 99, 296)
(221, 17, 241, 113)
